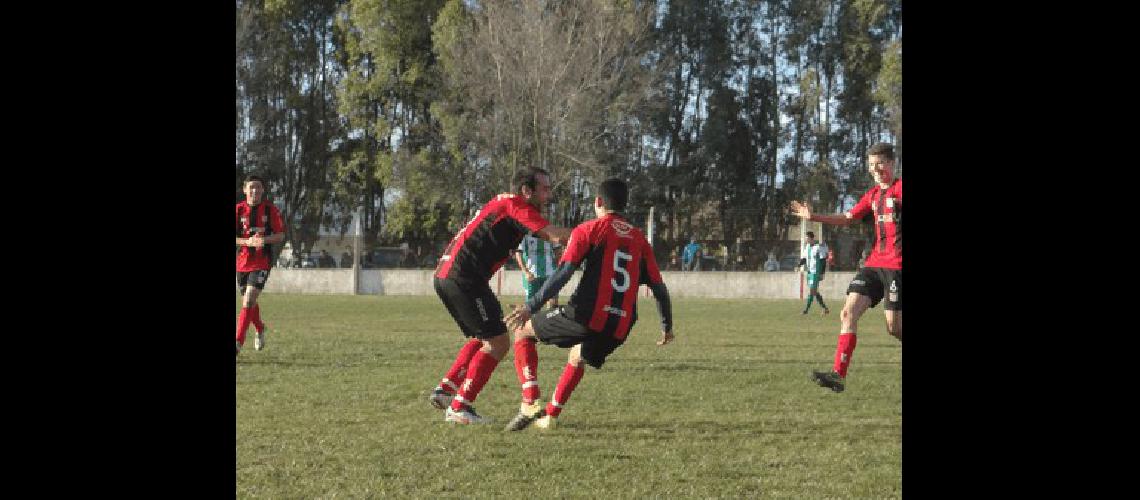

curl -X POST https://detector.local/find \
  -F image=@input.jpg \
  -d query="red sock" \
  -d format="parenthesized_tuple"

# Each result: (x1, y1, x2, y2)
(441, 339, 483, 394)
(450, 350, 500, 411)
(236, 307, 252, 346)
(544, 363, 584, 418)
(250, 304, 265, 332)
(513, 338, 540, 404)
(833, 333, 858, 378)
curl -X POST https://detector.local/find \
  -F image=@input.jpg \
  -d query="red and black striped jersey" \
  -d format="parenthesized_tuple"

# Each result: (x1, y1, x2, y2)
(561, 213, 663, 340)
(236, 201, 285, 272)
(435, 194, 550, 284)
(847, 178, 902, 270)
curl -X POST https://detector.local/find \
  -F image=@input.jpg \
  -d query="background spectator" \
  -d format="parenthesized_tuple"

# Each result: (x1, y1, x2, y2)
(682, 238, 702, 271)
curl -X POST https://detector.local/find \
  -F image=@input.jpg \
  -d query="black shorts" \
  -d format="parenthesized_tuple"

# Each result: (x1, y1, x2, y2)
(532, 304, 624, 369)
(237, 269, 271, 293)
(847, 267, 902, 311)
(433, 277, 508, 340)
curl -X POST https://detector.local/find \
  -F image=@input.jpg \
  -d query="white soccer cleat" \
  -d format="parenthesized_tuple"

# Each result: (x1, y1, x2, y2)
(534, 414, 557, 429)
(445, 404, 490, 425)
(254, 327, 267, 351)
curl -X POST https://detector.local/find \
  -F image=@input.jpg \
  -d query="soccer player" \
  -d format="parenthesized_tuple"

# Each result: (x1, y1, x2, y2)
(514, 233, 561, 310)
(790, 142, 901, 393)
(427, 167, 572, 424)
(800, 231, 830, 315)
(501, 178, 674, 431)
(235, 174, 286, 357)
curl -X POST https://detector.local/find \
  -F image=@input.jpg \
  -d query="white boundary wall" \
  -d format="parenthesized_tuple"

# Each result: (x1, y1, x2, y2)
(261, 269, 857, 300)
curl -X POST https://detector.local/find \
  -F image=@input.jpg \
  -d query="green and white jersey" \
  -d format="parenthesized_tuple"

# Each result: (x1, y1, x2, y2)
(518, 234, 559, 278)
(801, 242, 828, 275)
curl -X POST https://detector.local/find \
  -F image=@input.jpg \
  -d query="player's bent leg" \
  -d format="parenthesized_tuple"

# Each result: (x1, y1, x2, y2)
(484, 331, 510, 360)
(814, 293, 874, 393)
(242, 283, 262, 308)
(236, 285, 263, 351)
(242, 287, 267, 350)
(566, 344, 584, 367)
(536, 345, 585, 430)
(430, 338, 483, 410)
(447, 335, 507, 425)
(839, 293, 871, 334)
(506, 319, 545, 431)
(884, 310, 901, 342)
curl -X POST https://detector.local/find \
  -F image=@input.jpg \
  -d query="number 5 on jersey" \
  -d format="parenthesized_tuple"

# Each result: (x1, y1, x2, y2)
(611, 249, 633, 292)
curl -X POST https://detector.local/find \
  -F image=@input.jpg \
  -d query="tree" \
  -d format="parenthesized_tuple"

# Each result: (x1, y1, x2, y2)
(236, 0, 346, 256)
(433, 0, 659, 227)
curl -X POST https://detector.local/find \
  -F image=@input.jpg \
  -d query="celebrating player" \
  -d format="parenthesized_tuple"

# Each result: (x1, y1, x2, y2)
(790, 142, 901, 393)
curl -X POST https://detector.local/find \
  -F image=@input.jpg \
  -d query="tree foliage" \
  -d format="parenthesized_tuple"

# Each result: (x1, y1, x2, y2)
(236, 0, 902, 263)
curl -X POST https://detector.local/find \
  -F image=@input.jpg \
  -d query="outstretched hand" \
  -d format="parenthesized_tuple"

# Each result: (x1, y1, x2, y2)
(789, 200, 812, 220)
(656, 330, 675, 346)
(504, 304, 532, 332)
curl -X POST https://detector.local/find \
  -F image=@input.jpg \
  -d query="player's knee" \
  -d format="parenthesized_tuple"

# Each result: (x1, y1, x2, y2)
(486, 333, 510, 356)
(567, 352, 583, 367)
(512, 326, 534, 343)
(567, 345, 584, 367)
(839, 306, 855, 323)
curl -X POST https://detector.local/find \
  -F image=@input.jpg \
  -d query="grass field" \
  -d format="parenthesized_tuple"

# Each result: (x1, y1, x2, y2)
(236, 294, 901, 498)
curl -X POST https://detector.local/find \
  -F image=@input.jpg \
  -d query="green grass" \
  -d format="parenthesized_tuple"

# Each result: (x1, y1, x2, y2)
(237, 295, 901, 498)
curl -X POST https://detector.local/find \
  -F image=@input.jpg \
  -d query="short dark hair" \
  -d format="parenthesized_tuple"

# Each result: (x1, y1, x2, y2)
(868, 143, 894, 161)
(512, 167, 549, 193)
(598, 178, 628, 212)
(244, 174, 266, 186)
(805, 231, 815, 238)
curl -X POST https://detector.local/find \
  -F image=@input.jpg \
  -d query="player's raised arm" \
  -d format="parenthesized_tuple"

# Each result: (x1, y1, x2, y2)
(789, 200, 855, 226)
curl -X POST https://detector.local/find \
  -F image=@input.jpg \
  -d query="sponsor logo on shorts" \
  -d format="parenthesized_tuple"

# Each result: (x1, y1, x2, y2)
(545, 310, 561, 319)
(888, 280, 898, 302)
(851, 279, 865, 286)
(603, 305, 627, 317)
